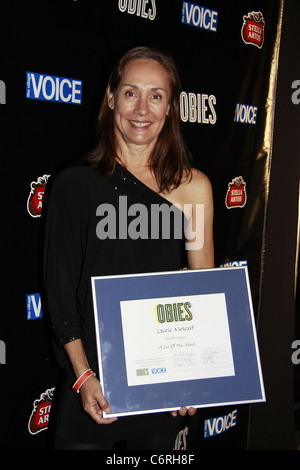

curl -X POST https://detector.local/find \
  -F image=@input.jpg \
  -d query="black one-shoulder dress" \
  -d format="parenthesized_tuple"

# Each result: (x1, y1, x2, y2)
(44, 162, 190, 448)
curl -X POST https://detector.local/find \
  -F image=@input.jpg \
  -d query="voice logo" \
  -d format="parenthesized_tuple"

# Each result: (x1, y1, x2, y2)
(151, 367, 167, 374)
(26, 293, 43, 320)
(26, 72, 82, 105)
(234, 103, 258, 125)
(204, 410, 237, 438)
(219, 260, 247, 268)
(181, 1, 218, 32)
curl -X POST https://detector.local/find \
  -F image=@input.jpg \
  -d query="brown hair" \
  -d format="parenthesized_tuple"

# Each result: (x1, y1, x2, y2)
(85, 46, 192, 192)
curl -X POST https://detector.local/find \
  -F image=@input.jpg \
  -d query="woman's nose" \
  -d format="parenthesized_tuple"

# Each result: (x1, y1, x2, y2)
(135, 97, 149, 116)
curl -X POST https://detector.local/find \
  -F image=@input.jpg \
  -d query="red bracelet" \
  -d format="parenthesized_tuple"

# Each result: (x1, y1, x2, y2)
(72, 369, 96, 393)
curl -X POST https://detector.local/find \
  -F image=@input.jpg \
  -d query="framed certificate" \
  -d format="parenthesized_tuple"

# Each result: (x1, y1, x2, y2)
(91, 267, 265, 417)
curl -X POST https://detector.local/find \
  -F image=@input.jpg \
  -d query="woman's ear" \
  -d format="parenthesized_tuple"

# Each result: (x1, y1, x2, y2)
(107, 87, 114, 110)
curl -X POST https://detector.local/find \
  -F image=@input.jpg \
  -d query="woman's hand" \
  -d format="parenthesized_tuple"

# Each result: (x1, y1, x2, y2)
(170, 406, 197, 418)
(79, 374, 118, 425)
(64, 339, 117, 425)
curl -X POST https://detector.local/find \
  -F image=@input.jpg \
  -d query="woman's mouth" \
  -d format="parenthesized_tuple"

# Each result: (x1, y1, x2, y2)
(129, 121, 151, 129)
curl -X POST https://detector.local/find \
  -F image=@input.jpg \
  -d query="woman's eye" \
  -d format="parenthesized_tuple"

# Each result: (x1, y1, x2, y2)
(125, 91, 136, 98)
(152, 94, 162, 100)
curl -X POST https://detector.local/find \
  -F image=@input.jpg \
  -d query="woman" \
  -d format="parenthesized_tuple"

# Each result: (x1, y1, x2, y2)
(44, 47, 214, 450)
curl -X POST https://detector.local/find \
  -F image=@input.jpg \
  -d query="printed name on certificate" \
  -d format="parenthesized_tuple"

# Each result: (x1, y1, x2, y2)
(120, 293, 235, 387)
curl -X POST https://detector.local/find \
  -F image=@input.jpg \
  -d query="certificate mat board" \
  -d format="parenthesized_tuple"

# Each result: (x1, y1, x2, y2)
(91, 267, 265, 417)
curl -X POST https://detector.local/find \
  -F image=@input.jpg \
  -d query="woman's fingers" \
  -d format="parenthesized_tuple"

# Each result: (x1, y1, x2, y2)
(170, 406, 197, 417)
(80, 376, 118, 425)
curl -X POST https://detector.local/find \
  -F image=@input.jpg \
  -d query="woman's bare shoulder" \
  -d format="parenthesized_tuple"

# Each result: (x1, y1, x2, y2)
(189, 167, 211, 184)
(182, 167, 213, 201)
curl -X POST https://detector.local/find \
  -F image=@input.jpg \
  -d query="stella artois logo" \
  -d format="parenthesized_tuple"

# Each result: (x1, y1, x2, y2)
(225, 176, 247, 209)
(241, 11, 265, 49)
(27, 174, 50, 218)
(28, 388, 55, 435)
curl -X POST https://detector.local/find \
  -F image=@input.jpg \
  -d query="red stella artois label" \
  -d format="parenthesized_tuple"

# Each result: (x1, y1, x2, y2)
(225, 177, 247, 209)
(28, 388, 55, 435)
(241, 11, 265, 49)
(27, 175, 50, 218)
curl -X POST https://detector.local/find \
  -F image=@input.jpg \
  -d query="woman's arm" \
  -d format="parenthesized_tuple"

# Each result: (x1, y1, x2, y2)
(186, 169, 214, 270)
(64, 339, 117, 425)
(44, 170, 117, 425)
(170, 169, 214, 418)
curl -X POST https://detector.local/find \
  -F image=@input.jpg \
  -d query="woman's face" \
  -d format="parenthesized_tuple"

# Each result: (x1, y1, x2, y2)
(107, 59, 171, 151)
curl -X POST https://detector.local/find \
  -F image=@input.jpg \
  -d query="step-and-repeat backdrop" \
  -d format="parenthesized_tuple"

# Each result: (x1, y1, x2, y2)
(1, 0, 298, 450)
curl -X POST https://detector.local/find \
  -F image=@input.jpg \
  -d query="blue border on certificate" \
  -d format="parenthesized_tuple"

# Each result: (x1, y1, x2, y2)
(91, 267, 265, 417)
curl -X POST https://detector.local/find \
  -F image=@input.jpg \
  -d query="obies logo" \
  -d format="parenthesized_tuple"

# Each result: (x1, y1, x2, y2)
(241, 11, 265, 49)
(155, 302, 193, 324)
(28, 388, 55, 435)
(27, 174, 50, 218)
(225, 176, 247, 209)
(118, 0, 156, 20)
(173, 426, 188, 450)
(180, 91, 217, 124)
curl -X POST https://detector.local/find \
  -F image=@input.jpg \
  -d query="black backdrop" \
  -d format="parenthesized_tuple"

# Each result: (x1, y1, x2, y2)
(1, 0, 299, 450)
